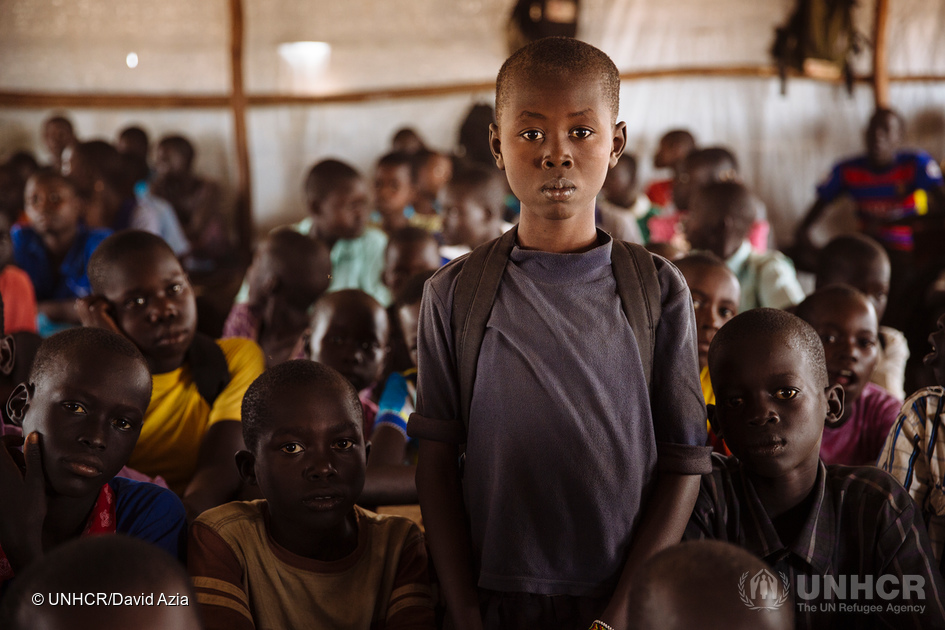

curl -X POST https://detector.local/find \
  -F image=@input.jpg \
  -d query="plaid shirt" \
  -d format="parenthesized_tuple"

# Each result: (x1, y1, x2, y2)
(686, 454, 945, 629)
(880, 387, 945, 573)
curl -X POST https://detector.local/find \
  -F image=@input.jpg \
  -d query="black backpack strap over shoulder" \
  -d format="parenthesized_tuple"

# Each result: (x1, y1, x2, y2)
(610, 240, 661, 392)
(451, 225, 519, 435)
(185, 332, 231, 407)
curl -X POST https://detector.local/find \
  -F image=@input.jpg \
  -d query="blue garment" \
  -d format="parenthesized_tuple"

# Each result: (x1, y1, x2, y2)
(815, 150, 944, 251)
(12, 224, 111, 301)
(111, 476, 187, 560)
(375, 369, 418, 441)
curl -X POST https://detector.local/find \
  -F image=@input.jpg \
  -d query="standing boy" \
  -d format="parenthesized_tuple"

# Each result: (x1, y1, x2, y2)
(410, 37, 710, 630)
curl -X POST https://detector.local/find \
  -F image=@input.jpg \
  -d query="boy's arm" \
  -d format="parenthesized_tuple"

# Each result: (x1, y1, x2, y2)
(416, 439, 482, 630)
(186, 339, 266, 520)
(598, 472, 701, 628)
(361, 425, 417, 506)
(37, 300, 81, 324)
(188, 520, 255, 630)
(182, 421, 244, 521)
(410, 268, 483, 630)
(384, 525, 437, 629)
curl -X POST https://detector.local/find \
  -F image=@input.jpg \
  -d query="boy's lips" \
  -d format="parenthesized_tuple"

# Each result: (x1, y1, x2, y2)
(541, 178, 576, 202)
(155, 329, 189, 347)
(829, 368, 857, 388)
(61, 455, 104, 478)
(302, 491, 346, 511)
(745, 436, 787, 457)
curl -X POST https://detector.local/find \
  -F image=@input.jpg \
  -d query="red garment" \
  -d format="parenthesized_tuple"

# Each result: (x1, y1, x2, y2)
(645, 179, 674, 207)
(0, 483, 116, 585)
(0, 265, 37, 333)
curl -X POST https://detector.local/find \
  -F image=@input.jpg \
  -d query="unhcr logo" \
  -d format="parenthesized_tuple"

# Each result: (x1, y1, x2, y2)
(738, 568, 791, 611)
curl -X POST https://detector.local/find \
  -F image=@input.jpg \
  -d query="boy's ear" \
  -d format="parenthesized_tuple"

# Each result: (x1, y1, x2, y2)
(364, 440, 371, 465)
(489, 124, 505, 171)
(301, 328, 313, 359)
(609, 121, 628, 169)
(824, 384, 844, 428)
(0, 335, 15, 377)
(235, 450, 258, 486)
(706, 403, 722, 438)
(6, 382, 33, 428)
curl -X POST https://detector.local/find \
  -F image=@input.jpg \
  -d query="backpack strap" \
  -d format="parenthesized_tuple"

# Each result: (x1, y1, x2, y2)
(451, 225, 519, 435)
(610, 240, 661, 393)
(185, 332, 231, 407)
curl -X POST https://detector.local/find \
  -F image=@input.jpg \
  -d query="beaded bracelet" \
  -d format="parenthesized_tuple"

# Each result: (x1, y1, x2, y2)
(589, 621, 616, 630)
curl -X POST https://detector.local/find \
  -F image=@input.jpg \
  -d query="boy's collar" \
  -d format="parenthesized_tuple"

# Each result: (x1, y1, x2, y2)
(736, 458, 834, 575)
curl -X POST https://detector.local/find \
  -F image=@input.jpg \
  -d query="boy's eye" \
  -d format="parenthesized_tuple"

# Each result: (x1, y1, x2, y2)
(774, 387, 799, 400)
(858, 336, 877, 350)
(724, 396, 744, 408)
(112, 417, 135, 431)
(280, 443, 304, 454)
(62, 402, 87, 414)
(333, 438, 355, 451)
(125, 296, 146, 309)
(520, 130, 543, 141)
(691, 298, 703, 309)
(360, 340, 381, 353)
(168, 283, 183, 295)
(719, 307, 735, 319)
(821, 334, 837, 344)
(570, 128, 593, 139)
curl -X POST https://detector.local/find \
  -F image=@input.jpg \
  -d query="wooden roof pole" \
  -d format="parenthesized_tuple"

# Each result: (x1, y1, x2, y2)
(229, 0, 252, 258)
(872, 0, 890, 109)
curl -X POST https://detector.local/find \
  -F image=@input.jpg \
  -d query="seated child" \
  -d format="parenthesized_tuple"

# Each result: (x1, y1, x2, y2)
(409, 149, 453, 233)
(304, 289, 389, 438)
(234, 159, 390, 306)
(41, 115, 76, 174)
(0, 211, 37, 334)
(685, 180, 803, 311)
(626, 540, 793, 630)
(150, 134, 231, 266)
(795, 285, 901, 466)
(1, 535, 200, 630)
(381, 228, 441, 376)
(373, 152, 417, 233)
(686, 307, 945, 629)
(600, 153, 658, 242)
(390, 127, 426, 155)
(66, 141, 189, 256)
(363, 270, 435, 507)
(0, 327, 186, 589)
(223, 228, 331, 367)
(116, 125, 150, 163)
(78, 230, 265, 516)
(189, 360, 435, 629)
(675, 252, 740, 454)
(382, 226, 442, 303)
(439, 164, 513, 260)
(644, 128, 696, 208)
(880, 312, 945, 566)
(15, 168, 110, 333)
(816, 234, 908, 399)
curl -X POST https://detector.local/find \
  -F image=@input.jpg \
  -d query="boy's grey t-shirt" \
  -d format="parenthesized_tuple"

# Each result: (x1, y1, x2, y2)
(413, 233, 710, 597)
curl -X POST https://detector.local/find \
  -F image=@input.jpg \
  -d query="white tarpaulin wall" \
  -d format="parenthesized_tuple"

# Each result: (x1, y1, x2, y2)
(1, 0, 943, 244)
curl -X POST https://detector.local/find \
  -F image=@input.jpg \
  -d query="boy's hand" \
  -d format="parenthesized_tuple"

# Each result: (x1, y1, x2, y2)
(0, 432, 47, 572)
(75, 296, 122, 335)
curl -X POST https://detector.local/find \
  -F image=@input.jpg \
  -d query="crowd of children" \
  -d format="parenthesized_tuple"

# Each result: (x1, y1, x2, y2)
(3, 35, 945, 630)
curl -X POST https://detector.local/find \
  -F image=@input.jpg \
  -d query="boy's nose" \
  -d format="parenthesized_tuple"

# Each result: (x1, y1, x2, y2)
(78, 419, 108, 450)
(148, 296, 178, 323)
(543, 136, 573, 169)
(304, 454, 337, 480)
(745, 395, 778, 426)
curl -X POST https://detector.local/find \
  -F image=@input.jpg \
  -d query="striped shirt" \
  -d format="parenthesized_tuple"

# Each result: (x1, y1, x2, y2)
(880, 387, 945, 573)
(686, 454, 945, 629)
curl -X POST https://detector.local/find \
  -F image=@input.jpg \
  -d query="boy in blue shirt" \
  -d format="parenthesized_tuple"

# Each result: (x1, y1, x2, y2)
(410, 37, 710, 630)
(0, 327, 186, 589)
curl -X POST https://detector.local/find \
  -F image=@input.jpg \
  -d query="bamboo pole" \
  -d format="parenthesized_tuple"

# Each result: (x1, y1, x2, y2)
(229, 0, 252, 259)
(873, 0, 890, 108)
